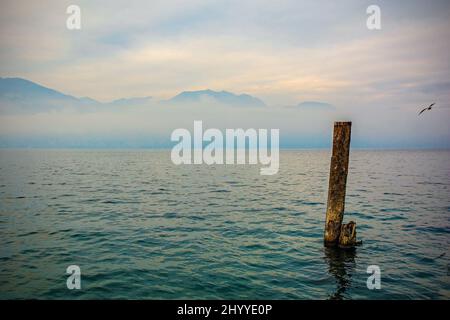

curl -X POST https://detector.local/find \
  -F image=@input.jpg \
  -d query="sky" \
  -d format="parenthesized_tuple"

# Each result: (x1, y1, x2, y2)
(0, 0, 449, 148)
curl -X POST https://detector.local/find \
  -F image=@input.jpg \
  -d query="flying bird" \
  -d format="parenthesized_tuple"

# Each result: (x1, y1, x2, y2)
(418, 103, 435, 115)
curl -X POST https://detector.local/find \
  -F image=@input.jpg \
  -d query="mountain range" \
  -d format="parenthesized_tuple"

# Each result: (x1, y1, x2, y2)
(0, 77, 333, 113)
(166, 89, 266, 107)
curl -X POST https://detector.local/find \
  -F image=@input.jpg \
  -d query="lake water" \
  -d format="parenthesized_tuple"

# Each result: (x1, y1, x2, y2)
(0, 149, 449, 299)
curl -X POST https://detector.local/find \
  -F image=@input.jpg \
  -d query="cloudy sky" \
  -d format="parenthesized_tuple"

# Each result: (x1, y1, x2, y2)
(0, 0, 449, 147)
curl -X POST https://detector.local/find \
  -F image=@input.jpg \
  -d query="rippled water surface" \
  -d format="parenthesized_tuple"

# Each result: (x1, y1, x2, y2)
(0, 149, 449, 299)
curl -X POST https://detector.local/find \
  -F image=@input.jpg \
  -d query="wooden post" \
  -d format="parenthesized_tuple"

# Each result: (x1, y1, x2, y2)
(338, 221, 357, 249)
(324, 121, 352, 247)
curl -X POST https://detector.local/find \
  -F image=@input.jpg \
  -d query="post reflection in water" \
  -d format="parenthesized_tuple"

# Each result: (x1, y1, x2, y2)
(324, 247, 357, 300)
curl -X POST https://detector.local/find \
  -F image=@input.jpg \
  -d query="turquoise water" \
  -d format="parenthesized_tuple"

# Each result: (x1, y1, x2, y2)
(0, 149, 449, 299)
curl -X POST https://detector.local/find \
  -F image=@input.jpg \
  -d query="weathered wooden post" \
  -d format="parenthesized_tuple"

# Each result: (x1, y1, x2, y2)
(324, 121, 352, 247)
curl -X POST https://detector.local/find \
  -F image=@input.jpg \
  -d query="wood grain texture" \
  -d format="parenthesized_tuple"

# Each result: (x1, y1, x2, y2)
(324, 122, 351, 247)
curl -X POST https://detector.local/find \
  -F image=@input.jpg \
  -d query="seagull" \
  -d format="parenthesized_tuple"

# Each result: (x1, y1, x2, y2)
(418, 103, 435, 115)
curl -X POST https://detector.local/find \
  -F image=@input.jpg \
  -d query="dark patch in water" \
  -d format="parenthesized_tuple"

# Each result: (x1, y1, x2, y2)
(163, 212, 178, 218)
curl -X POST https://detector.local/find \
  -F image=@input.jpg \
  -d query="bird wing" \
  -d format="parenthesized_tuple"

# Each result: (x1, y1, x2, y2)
(418, 107, 427, 115)
(429, 103, 435, 108)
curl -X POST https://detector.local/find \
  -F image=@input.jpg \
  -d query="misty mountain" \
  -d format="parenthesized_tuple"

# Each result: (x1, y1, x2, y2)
(0, 77, 99, 113)
(109, 96, 152, 106)
(0, 78, 268, 113)
(166, 89, 266, 107)
(296, 101, 335, 111)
